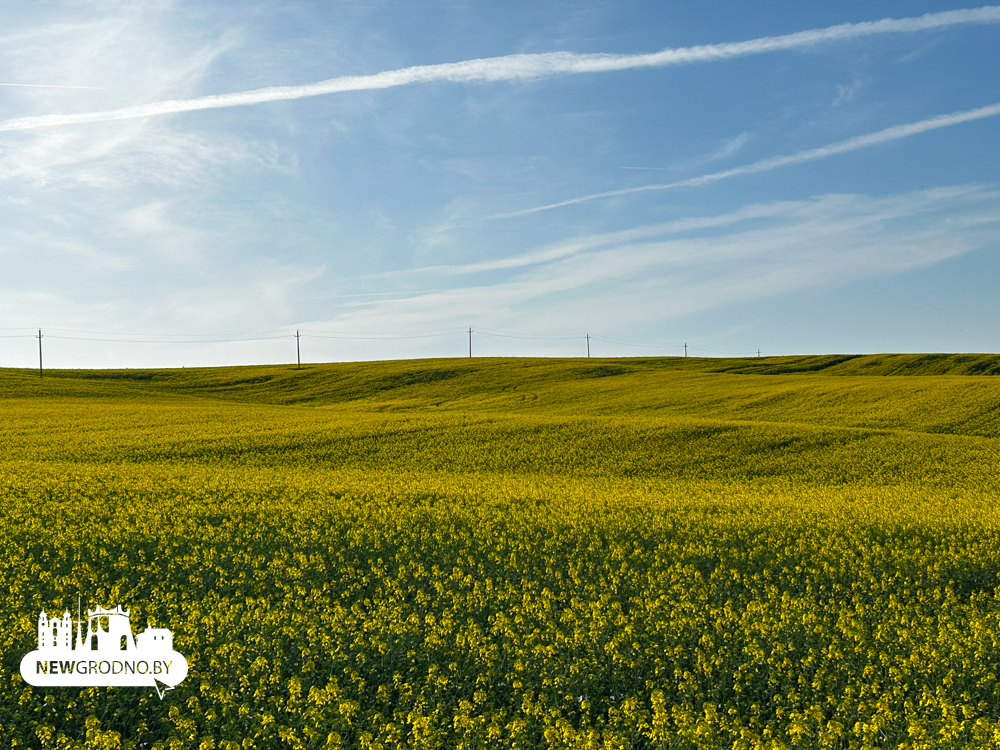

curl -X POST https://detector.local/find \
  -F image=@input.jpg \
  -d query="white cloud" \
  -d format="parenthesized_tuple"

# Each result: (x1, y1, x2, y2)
(0, 2, 315, 362)
(705, 132, 749, 162)
(504, 101, 1000, 216)
(0, 7, 259, 190)
(1, 6, 999, 132)
(833, 78, 865, 106)
(378, 200, 804, 278)
(322, 186, 1000, 341)
(7, 185, 994, 365)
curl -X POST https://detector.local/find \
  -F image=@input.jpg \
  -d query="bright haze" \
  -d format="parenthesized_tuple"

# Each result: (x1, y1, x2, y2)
(2, 1, 999, 368)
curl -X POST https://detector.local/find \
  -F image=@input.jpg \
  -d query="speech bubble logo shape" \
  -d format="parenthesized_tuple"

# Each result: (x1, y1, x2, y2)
(20, 605, 188, 699)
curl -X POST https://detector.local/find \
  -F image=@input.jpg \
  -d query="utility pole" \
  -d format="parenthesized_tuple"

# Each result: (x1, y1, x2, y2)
(295, 330, 301, 370)
(468, 327, 473, 357)
(757, 349, 761, 358)
(37, 329, 43, 377)
(684, 342, 687, 358)
(586, 334, 590, 358)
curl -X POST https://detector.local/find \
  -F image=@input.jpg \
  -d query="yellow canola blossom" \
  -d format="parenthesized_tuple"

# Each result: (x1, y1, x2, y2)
(3, 356, 1000, 748)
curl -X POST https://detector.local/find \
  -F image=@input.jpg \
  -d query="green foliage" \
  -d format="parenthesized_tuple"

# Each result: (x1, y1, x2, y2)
(3, 356, 1000, 748)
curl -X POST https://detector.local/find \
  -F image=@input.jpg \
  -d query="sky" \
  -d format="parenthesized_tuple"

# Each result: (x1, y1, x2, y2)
(1, 0, 999, 368)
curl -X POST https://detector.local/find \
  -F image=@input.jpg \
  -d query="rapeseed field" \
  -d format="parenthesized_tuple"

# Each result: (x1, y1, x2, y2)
(4, 354, 1000, 749)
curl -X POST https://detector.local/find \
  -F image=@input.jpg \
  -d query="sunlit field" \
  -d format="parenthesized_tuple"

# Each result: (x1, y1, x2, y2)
(4, 354, 1000, 749)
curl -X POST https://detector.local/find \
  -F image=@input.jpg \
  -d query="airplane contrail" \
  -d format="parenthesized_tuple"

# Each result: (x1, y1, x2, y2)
(498, 102, 1000, 217)
(0, 5, 998, 132)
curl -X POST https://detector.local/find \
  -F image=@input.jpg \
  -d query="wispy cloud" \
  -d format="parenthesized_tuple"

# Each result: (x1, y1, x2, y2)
(833, 78, 865, 106)
(705, 132, 750, 162)
(6, 186, 997, 365)
(1, 6, 999, 132)
(0, 4, 305, 341)
(377, 200, 805, 278)
(500, 101, 1000, 216)
(317, 186, 1000, 354)
(0, 7, 250, 188)
(622, 132, 749, 172)
(0, 83, 105, 89)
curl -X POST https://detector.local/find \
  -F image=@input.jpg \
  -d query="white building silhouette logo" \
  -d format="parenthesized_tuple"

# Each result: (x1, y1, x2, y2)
(20, 604, 188, 698)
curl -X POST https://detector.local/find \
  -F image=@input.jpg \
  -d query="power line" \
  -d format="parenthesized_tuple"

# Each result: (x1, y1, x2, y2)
(9, 325, 468, 338)
(0, 324, 765, 361)
(44, 334, 290, 344)
(475, 327, 584, 341)
(304, 331, 463, 340)
(299, 327, 465, 336)
(689, 344, 761, 356)
(590, 335, 684, 349)
(40, 326, 294, 337)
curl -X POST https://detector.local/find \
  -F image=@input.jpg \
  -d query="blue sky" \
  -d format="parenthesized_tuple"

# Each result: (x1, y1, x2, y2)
(1, 1, 999, 367)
